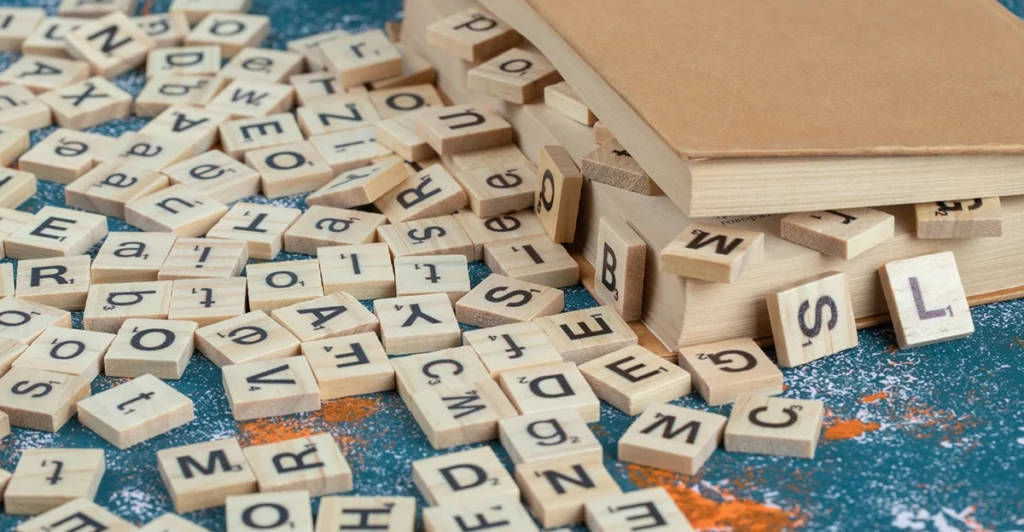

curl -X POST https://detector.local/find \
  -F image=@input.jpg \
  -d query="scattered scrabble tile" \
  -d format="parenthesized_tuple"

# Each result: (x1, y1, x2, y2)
(90, 232, 177, 284)
(157, 237, 248, 280)
(66, 12, 155, 77)
(368, 45, 436, 90)
(206, 202, 302, 260)
(376, 113, 435, 162)
(319, 243, 396, 300)
(138, 104, 231, 153)
(581, 140, 662, 195)
(376, 215, 476, 261)
(286, 28, 350, 71)
(185, 12, 269, 57)
(22, 17, 88, 58)
(242, 432, 352, 496)
(0, 297, 72, 344)
(678, 338, 784, 406)
(283, 205, 387, 254)
(579, 345, 691, 415)
(515, 458, 621, 528)
(0, 263, 13, 297)
(171, 0, 252, 24)
(102, 129, 196, 172)
(0, 8, 45, 51)
(369, 84, 443, 119)
(226, 490, 314, 532)
(296, 94, 381, 137)
(374, 293, 461, 355)
(0, 85, 52, 130)
(59, 0, 135, 17)
(544, 81, 596, 126)
(0, 167, 35, 208)
(534, 305, 638, 365)
(301, 331, 393, 399)
(391, 346, 488, 392)
(167, 277, 247, 327)
(660, 222, 765, 283)
(162, 150, 262, 203)
(423, 497, 538, 532)
(5, 449, 104, 515)
(454, 162, 536, 219)
(498, 362, 600, 422)
(247, 259, 324, 312)
(724, 395, 825, 459)
(4, 206, 108, 259)
(220, 47, 304, 84)
(134, 12, 191, 48)
(374, 163, 468, 224)
(124, 184, 228, 237)
(146, 45, 221, 77)
(593, 121, 615, 145)
(468, 47, 561, 104)
(222, 356, 320, 421)
(534, 145, 583, 243)
(316, 496, 416, 532)
(157, 438, 257, 513)
(425, 7, 521, 62)
(206, 79, 295, 119)
(64, 161, 170, 218)
(323, 29, 402, 87)
(618, 403, 726, 475)
(77, 373, 194, 449)
(455, 273, 562, 328)
(394, 255, 470, 304)
(412, 447, 519, 506)
(766, 271, 858, 367)
(289, 71, 343, 105)
(195, 310, 300, 367)
(140, 513, 211, 532)
(453, 209, 546, 260)
(135, 76, 229, 117)
(483, 234, 579, 288)
(0, 127, 29, 168)
(780, 208, 895, 259)
(498, 409, 601, 465)
(309, 125, 394, 174)
(0, 367, 89, 432)
(585, 487, 695, 532)
(14, 255, 92, 310)
(271, 292, 378, 342)
(879, 251, 975, 348)
(104, 318, 198, 379)
(83, 280, 173, 333)
(415, 104, 513, 156)
(38, 76, 132, 129)
(915, 197, 1002, 239)
(0, 55, 90, 94)
(13, 326, 114, 381)
(245, 140, 335, 198)
(17, 497, 135, 532)
(462, 322, 563, 378)
(593, 214, 646, 321)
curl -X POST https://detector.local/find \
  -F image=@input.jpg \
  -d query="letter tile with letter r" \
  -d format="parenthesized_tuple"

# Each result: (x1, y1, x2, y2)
(14, 255, 92, 310)
(206, 202, 302, 260)
(497, 409, 601, 465)
(374, 293, 461, 355)
(16, 497, 135, 532)
(83, 280, 172, 333)
(515, 457, 621, 529)
(3, 206, 108, 260)
(18, 129, 106, 184)
(678, 338, 783, 406)
(167, 277, 247, 327)
(247, 259, 324, 313)
(0, 55, 90, 94)
(0, 367, 89, 432)
(455, 273, 562, 328)
(38, 76, 133, 130)
(376, 215, 476, 262)
(158, 238, 248, 281)
(225, 490, 313, 532)
(315, 496, 416, 532)
(306, 159, 409, 210)
(283, 205, 387, 255)
(483, 234, 579, 288)
(218, 113, 305, 160)
(271, 292, 379, 343)
(425, 7, 521, 62)
(594, 214, 647, 321)
(423, 497, 538, 532)
(222, 356, 320, 421)
(161, 150, 261, 203)
(13, 326, 114, 382)
(374, 163, 468, 224)
(195, 310, 300, 367)
(245, 140, 334, 199)
(414, 104, 513, 156)
(533, 305, 637, 365)
(91, 232, 178, 284)
(412, 447, 519, 506)
(3, 448, 104, 515)
(724, 395, 824, 459)
(184, 12, 269, 57)
(322, 29, 402, 88)
(66, 12, 156, 77)
(156, 438, 256, 513)
(467, 47, 561, 104)
(318, 243, 396, 300)
(879, 251, 974, 349)
(766, 271, 858, 367)
(579, 345, 691, 416)
(462, 321, 564, 378)
(618, 403, 726, 475)
(76, 374, 194, 449)
(0, 297, 72, 344)
(585, 487, 694, 532)
(242, 432, 352, 497)
(64, 162, 170, 219)
(498, 361, 600, 422)
(301, 331, 393, 399)
(660, 222, 764, 283)
(124, 184, 228, 237)
(104, 318, 198, 379)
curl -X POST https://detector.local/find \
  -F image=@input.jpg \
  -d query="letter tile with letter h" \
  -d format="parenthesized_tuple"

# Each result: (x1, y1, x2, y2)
(316, 496, 416, 532)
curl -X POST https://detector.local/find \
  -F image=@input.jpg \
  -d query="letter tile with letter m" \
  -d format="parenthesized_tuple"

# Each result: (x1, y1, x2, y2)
(83, 280, 172, 333)
(725, 395, 824, 459)
(879, 251, 974, 349)
(515, 457, 621, 529)
(533, 305, 637, 365)
(157, 438, 257, 513)
(765, 271, 858, 367)
(242, 432, 352, 497)
(660, 221, 764, 283)
(585, 487, 695, 532)
(618, 403, 726, 475)
(412, 447, 519, 506)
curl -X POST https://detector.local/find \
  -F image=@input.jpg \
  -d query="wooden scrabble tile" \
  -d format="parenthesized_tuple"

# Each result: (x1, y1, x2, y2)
(58, 0, 135, 17)
(222, 356, 320, 420)
(220, 47, 303, 84)
(425, 7, 521, 62)
(534, 306, 638, 365)
(412, 447, 519, 507)
(534, 145, 583, 243)
(0, 8, 45, 52)
(724, 395, 825, 459)
(4, 206, 108, 260)
(289, 71, 343, 106)
(374, 163, 467, 224)
(391, 346, 488, 392)
(138, 105, 231, 153)
(140, 513, 211, 532)
(167, 277, 247, 327)
(453, 210, 545, 261)
(38, 76, 132, 130)
(206, 202, 301, 260)
(678, 338, 784, 406)
(593, 121, 615, 145)
(544, 81, 595, 126)
(16, 130, 100, 184)
(376, 113, 435, 163)
(22, 17, 89, 58)
(374, 293, 460, 355)
(515, 458, 621, 528)
(766, 271, 858, 367)
(367, 45, 436, 90)
(423, 498, 538, 532)
(226, 490, 313, 531)
(309, 126, 394, 174)
(171, 0, 252, 25)
(0, 209, 35, 260)
(394, 255, 470, 304)
(65, 12, 154, 77)
(660, 222, 765, 283)
(319, 243, 395, 300)
(0, 168, 34, 209)
(462, 322, 563, 378)
(617, 403, 725, 475)
(245, 140, 335, 199)
(146, 45, 220, 77)
(369, 84, 443, 120)
(578, 345, 690, 416)
(446, 146, 534, 182)
(243, 432, 351, 496)
(296, 95, 381, 137)
(0, 127, 28, 169)
(195, 310, 300, 367)
(317, 496, 416, 532)
(91, 232, 177, 284)
(65, 162, 169, 219)
(271, 292, 378, 343)
(185, 12, 269, 58)
(585, 487, 694, 532)
(780, 208, 895, 259)
(581, 140, 661, 196)
(162, 150, 261, 203)
(0, 55, 90, 94)
(104, 318, 197, 379)
(594, 215, 646, 321)
(0, 297, 72, 344)
(415, 105, 513, 156)
(498, 409, 601, 465)
(283, 207, 385, 256)
(77, 373, 194, 449)
(454, 163, 537, 219)
(247, 259, 324, 313)
(322, 29, 403, 87)
(306, 161, 405, 211)
(468, 48, 560, 104)
(14, 256, 91, 310)
(483, 235, 579, 288)
(455, 274, 562, 328)
(879, 251, 974, 348)
(158, 238, 248, 280)
(0, 263, 13, 297)
(286, 28, 350, 71)
(136, 76, 228, 117)
(124, 184, 228, 237)
(157, 438, 257, 513)
(0, 85, 52, 130)
(301, 331, 393, 399)
(18, 497, 135, 532)
(915, 197, 1002, 239)
(105, 129, 195, 173)
(377, 215, 476, 262)
(83, 280, 173, 333)
(206, 79, 295, 119)
(4, 448, 104, 515)
(0, 367, 89, 432)
(12, 326, 111, 382)
(134, 12, 191, 48)
(498, 362, 600, 422)
(0, 411, 8, 439)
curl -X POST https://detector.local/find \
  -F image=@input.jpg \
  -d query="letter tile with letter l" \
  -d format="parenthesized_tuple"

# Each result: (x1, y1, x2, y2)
(184, 12, 269, 58)
(167, 278, 247, 327)
(247, 259, 324, 313)
(724, 395, 825, 459)
(497, 362, 600, 422)
(412, 447, 519, 507)
(104, 318, 198, 380)
(83, 280, 173, 333)
(462, 322, 564, 378)
(272, 292, 379, 343)
(678, 338, 784, 406)
(38, 76, 133, 130)
(766, 271, 858, 367)
(455, 273, 562, 328)
(395, 255, 471, 305)
(879, 251, 975, 349)
(374, 293, 461, 355)
(3, 206, 108, 260)
(13, 326, 114, 382)
(4, 448, 104, 515)
(161, 150, 262, 204)
(376, 215, 476, 262)
(206, 202, 302, 260)
(301, 332, 393, 399)
(244, 140, 334, 199)
(467, 47, 561, 104)
(497, 409, 601, 465)
(0, 297, 72, 344)
(77, 374, 194, 450)
(0, 367, 89, 432)
(15, 256, 92, 310)
(533, 305, 637, 365)
(423, 497, 538, 532)
(594, 214, 647, 321)
(225, 490, 313, 531)
(579, 345, 691, 416)
(425, 7, 521, 63)
(414, 104, 513, 156)
(374, 163, 468, 224)
(16, 497, 135, 532)
(222, 356, 320, 421)
(242, 432, 352, 497)
(585, 487, 695, 532)
(158, 238, 249, 281)
(66, 12, 156, 77)
(483, 234, 580, 288)
(195, 310, 300, 367)
(515, 457, 621, 529)
(319, 243, 395, 300)
(306, 159, 409, 210)
(124, 184, 228, 237)
(316, 496, 416, 532)
(780, 207, 894, 259)
(618, 404, 726, 475)
(157, 438, 256, 513)
(91, 232, 178, 284)
(218, 113, 305, 161)
(660, 222, 764, 283)
(914, 197, 1002, 239)
(283, 206, 387, 255)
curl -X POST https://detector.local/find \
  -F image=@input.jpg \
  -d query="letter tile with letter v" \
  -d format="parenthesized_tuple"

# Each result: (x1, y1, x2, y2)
(515, 457, 621, 529)
(766, 271, 858, 367)
(90, 232, 178, 284)
(4, 448, 104, 515)
(497, 362, 600, 422)
(585, 487, 695, 532)
(678, 338, 784, 406)
(374, 293, 460, 355)
(242, 432, 352, 497)
(83, 280, 172, 333)
(271, 292, 379, 343)
(319, 243, 396, 300)
(423, 497, 538, 532)
(158, 238, 248, 281)
(0, 367, 89, 432)
(455, 273, 562, 328)
(195, 310, 300, 367)
(16, 497, 136, 532)
(0, 297, 72, 344)
(879, 251, 974, 349)
(13, 326, 114, 382)
(376, 215, 476, 262)
(618, 403, 726, 475)
(38, 76, 133, 130)
(414, 104, 513, 156)
(462, 322, 564, 378)
(425, 7, 521, 62)
(167, 278, 247, 327)
(3, 206, 108, 260)
(157, 438, 257, 513)
(483, 234, 579, 288)
(124, 184, 228, 237)
(66, 12, 156, 77)
(185, 12, 269, 57)
(467, 47, 561, 104)
(222, 356, 320, 421)
(533, 305, 637, 365)
(206, 202, 302, 260)
(104, 318, 197, 380)
(316, 496, 416, 532)
(579, 345, 691, 416)
(15, 256, 92, 310)
(412, 447, 519, 507)
(594, 214, 647, 321)
(660, 222, 764, 284)
(247, 259, 324, 313)
(374, 163, 468, 224)
(77, 374, 194, 449)
(225, 490, 313, 531)
(724, 395, 825, 459)
(301, 331, 394, 399)
(498, 409, 601, 465)
(283, 206, 387, 255)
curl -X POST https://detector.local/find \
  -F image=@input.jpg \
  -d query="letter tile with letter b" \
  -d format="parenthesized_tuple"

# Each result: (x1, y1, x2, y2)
(158, 238, 248, 281)
(283, 205, 387, 255)
(914, 197, 1002, 239)
(91, 232, 177, 284)
(322, 29, 402, 88)
(498, 409, 601, 465)
(534, 305, 637, 365)
(4, 448, 104, 516)
(13, 326, 114, 382)
(162, 150, 262, 204)
(301, 332, 393, 399)
(515, 458, 621, 528)
(319, 243, 395, 300)
(374, 163, 468, 224)
(83, 280, 172, 333)
(766, 271, 857, 367)
(15, 255, 92, 310)
(38, 76, 133, 130)
(247, 259, 324, 313)
(455, 273, 562, 328)
(243, 432, 352, 496)
(585, 488, 694, 532)
(534, 145, 582, 244)
(594, 214, 646, 321)
(0, 297, 72, 344)
(415, 104, 512, 156)
(66, 12, 156, 78)
(124, 184, 228, 237)
(498, 362, 600, 422)
(206, 202, 301, 260)
(135, 75, 228, 117)
(579, 345, 691, 416)
(780, 208, 895, 259)
(0, 367, 89, 432)
(374, 293, 461, 355)
(660, 222, 764, 284)
(17, 497, 136, 532)
(453, 209, 546, 261)
(879, 251, 974, 349)
(185, 12, 269, 58)
(4, 206, 108, 260)
(462, 322, 563, 378)
(157, 438, 257, 513)
(244, 140, 334, 199)
(306, 159, 409, 209)
(724, 395, 825, 459)
(316, 496, 416, 532)
(376, 215, 476, 262)
(467, 47, 561, 104)
(425, 7, 521, 63)
(64, 162, 169, 219)
(395, 255, 470, 305)
(412, 447, 519, 507)
(167, 277, 247, 327)
(423, 497, 538, 532)
(483, 234, 580, 288)
(76, 374, 194, 449)
(271, 292, 379, 343)
(104, 318, 197, 379)
(222, 356, 321, 421)
(225, 490, 314, 532)
(678, 338, 784, 406)
(195, 310, 300, 367)
(618, 404, 726, 475)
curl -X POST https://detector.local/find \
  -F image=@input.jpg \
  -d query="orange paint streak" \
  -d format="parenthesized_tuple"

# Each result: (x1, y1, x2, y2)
(860, 392, 887, 403)
(235, 397, 380, 446)
(319, 396, 382, 423)
(824, 419, 880, 441)
(237, 417, 318, 446)
(140, 0, 154, 15)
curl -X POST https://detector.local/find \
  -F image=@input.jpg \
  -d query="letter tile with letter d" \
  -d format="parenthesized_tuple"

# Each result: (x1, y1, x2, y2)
(156, 438, 256, 513)
(412, 447, 519, 506)
(498, 361, 600, 422)
(242, 433, 352, 497)
(724, 395, 824, 459)
(879, 251, 974, 349)
(765, 271, 857, 367)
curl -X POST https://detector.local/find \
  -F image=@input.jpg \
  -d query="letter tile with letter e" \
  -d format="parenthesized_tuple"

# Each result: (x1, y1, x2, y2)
(579, 345, 691, 416)
(316, 496, 416, 532)
(534, 145, 582, 244)
(376, 113, 435, 163)
(4, 448, 104, 515)
(0, 168, 35, 208)
(195, 310, 300, 367)
(185, 12, 269, 57)
(534, 305, 638, 365)
(879, 251, 974, 348)
(780, 208, 895, 259)
(222, 356, 320, 421)
(220, 47, 304, 84)
(18, 129, 105, 185)
(134, 75, 228, 118)
(544, 81, 596, 126)
(225, 490, 313, 532)
(376, 215, 476, 262)
(319, 243, 395, 300)
(301, 332, 393, 399)
(374, 293, 460, 355)
(515, 458, 621, 529)
(167, 277, 247, 327)
(498, 409, 601, 465)
(170, 0, 252, 25)
(13, 326, 114, 382)
(914, 197, 1002, 239)
(0, 7, 45, 51)
(83, 280, 172, 333)
(725, 395, 825, 459)
(0, 85, 52, 130)
(137, 104, 230, 153)
(15, 256, 92, 310)
(322, 29, 402, 88)
(660, 222, 764, 283)
(0, 367, 89, 432)
(91, 232, 177, 284)
(618, 403, 726, 475)
(17, 497, 135, 532)
(296, 94, 381, 137)
(454, 161, 537, 219)
(124, 184, 228, 237)
(146, 45, 221, 77)
(243, 432, 352, 496)
(467, 47, 561, 104)
(308, 126, 393, 174)
(158, 238, 248, 281)
(64, 162, 169, 219)
(0, 297, 72, 344)
(66, 12, 155, 78)
(425, 7, 521, 62)
(414, 104, 513, 156)
(162, 150, 262, 203)
(139, 512, 210, 531)
(462, 322, 563, 378)
(766, 271, 858, 367)
(77, 374, 194, 449)
(0, 209, 35, 261)
(0, 55, 90, 94)
(104, 318, 197, 379)
(247, 259, 324, 313)
(157, 438, 256, 513)
(4, 206, 108, 260)
(455, 273, 562, 328)
(283, 206, 386, 255)
(271, 292, 379, 343)
(483, 235, 579, 288)
(374, 163, 468, 224)
(580, 140, 661, 196)
(368, 84, 443, 120)
(585, 487, 694, 532)
(423, 497, 538, 532)
(395, 255, 470, 305)
(498, 362, 600, 422)
(219, 113, 305, 160)
(0, 337, 27, 376)
(678, 338, 784, 406)
(306, 159, 408, 209)
(453, 210, 546, 261)
(244, 140, 334, 199)
(38, 76, 133, 130)
(594, 214, 646, 321)
(206, 202, 302, 260)
(413, 447, 519, 507)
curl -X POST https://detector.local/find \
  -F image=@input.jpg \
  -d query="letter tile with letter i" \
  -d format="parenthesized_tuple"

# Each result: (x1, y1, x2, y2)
(498, 361, 600, 422)
(498, 409, 602, 465)
(678, 338, 784, 406)
(225, 490, 313, 532)
(725, 395, 824, 459)
(423, 497, 538, 532)
(412, 447, 519, 506)
(17, 497, 135, 532)
(483, 234, 579, 288)
(83, 280, 173, 333)
(533, 305, 637, 364)
(765, 271, 857, 367)
(579, 345, 691, 416)
(618, 403, 726, 475)
(76, 374, 195, 450)
(374, 293, 461, 355)
(879, 251, 974, 349)
(660, 221, 764, 283)
(515, 457, 621, 529)
(158, 238, 249, 281)
(316, 496, 416, 532)
(4, 448, 105, 515)
(157, 438, 256, 513)
(585, 487, 695, 532)
(242, 433, 352, 497)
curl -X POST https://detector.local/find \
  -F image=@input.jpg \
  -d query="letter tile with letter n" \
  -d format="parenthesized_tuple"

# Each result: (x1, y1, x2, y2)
(91, 232, 177, 284)
(104, 318, 197, 379)
(225, 490, 313, 532)
(316, 496, 416, 532)
(660, 222, 764, 284)
(580, 139, 661, 196)
(425, 7, 521, 62)
(158, 238, 249, 280)
(17, 497, 136, 532)
(283, 206, 387, 255)
(678, 338, 784, 406)
(462, 322, 563, 378)
(167, 278, 247, 327)
(780, 207, 895, 259)
(64, 162, 169, 220)
(0, 367, 89, 432)
(879, 251, 974, 349)
(0, 55, 90, 94)
(306, 159, 409, 210)
(157, 437, 257, 513)
(301, 331, 393, 399)
(220, 47, 304, 84)
(0, 209, 35, 261)
(454, 162, 537, 219)
(162, 150, 262, 203)
(124, 184, 228, 237)
(594, 214, 647, 321)
(243, 432, 352, 496)
(498, 409, 601, 465)
(914, 197, 1002, 239)
(296, 94, 381, 137)
(0, 85, 52, 130)
(467, 47, 561, 104)
(146, 45, 221, 77)
(206, 79, 294, 119)
(271, 292, 379, 343)
(0, 168, 35, 208)
(309, 126, 394, 175)
(414, 104, 513, 156)
(724, 395, 825, 459)
(39, 76, 133, 130)
(394, 255, 470, 305)
(374, 293, 461, 355)
(139, 512, 211, 531)
(374, 163, 468, 224)
(0, 7, 44, 51)
(4, 206, 108, 260)
(376, 215, 476, 262)
(423, 497, 538, 532)
(3, 448, 104, 515)
(618, 403, 726, 475)
(185, 12, 269, 57)
(13, 326, 114, 382)
(195, 310, 300, 367)
(66, 12, 156, 77)
(454, 209, 546, 261)
(498, 362, 600, 422)
(222, 356, 321, 421)
(0, 297, 72, 344)
(245, 140, 335, 199)
(138, 105, 231, 154)
(319, 243, 396, 300)
(455, 273, 563, 328)
(585, 487, 695, 532)
(766, 271, 857, 367)
(247, 259, 324, 313)
(322, 29, 402, 88)
(534, 305, 638, 365)
(15, 256, 92, 310)
(579, 345, 691, 416)
(77, 374, 194, 449)
(83, 280, 172, 333)
(219, 113, 305, 160)
(534, 145, 583, 244)
(412, 447, 519, 507)
(206, 202, 301, 260)
(134, 76, 228, 118)
(515, 458, 621, 529)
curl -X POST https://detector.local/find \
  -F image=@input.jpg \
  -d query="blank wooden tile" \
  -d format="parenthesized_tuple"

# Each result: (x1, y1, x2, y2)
(167, 277, 247, 327)
(423, 497, 538, 532)
(425, 7, 521, 63)
(498, 409, 601, 465)
(455, 274, 562, 328)
(498, 362, 600, 422)
(374, 163, 468, 224)
(316, 496, 416, 532)
(65, 162, 169, 219)
(724, 395, 825, 459)
(271, 292, 378, 343)
(618, 403, 725, 475)
(585, 487, 694, 532)
(369, 84, 443, 120)
(394, 255, 470, 305)
(580, 140, 661, 196)
(415, 105, 513, 156)
(462, 322, 563, 378)
(781, 208, 895, 259)
(77, 373, 194, 449)
(4, 206, 107, 260)
(14, 326, 114, 381)
(376, 113, 435, 163)
(579, 345, 691, 416)
(319, 243, 395, 300)
(377, 215, 476, 262)
(243, 432, 352, 496)
(138, 105, 231, 153)
(66, 12, 155, 77)
(0, 85, 52, 130)
(0, 55, 90, 94)
(309, 126, 394, 174)
(412, 447, 519, 507)
(322, 29, 402, 87)
(4, 448, 104, 515)
(915, 197, 1002, 239)
(134, 12, 191, 48)
(22, 17, 88, 58)
(226, 490, 313, 532)
(0, 297, 72, 344)
(0, 208, 35, 260)
(289, 72, 342, 106)
(766, 271, 858, 367)
(247, 259, 323, 313)
(544, 81, 595, 126)
(83, 280, 172, 333)
(0, 8, 45, 51)
(594, 214, 646, 321)
(879, 251, 974, 349)
(206, 79, 295, 119)
(297, 95, 381, 137)
(0, 263, 13, 297)
(17, 497, 135, 532)
(147, 45, 221, 77)
(222, 356, 320, 421)
(59, 0, 135, 17)
(15, 255, 92, 310)
(678, 338, 784, 406)
(206, 202, 301, 260)
(301, 331, 393, 399)
(96, 133, 195, 174)
(534, 145, 582, 244)
(158, 238, 248, 280)
(245, 141, 334, 199)
(185, 12, 269, 58)
(195, 310, 300, 367)
(374, 293, 460, 355)
(162, 150, 262, 203)
(0, 367, 89, 432)
(140, 513, 211, 532)
(104, 318, 197, 379)
(157, 438, 256, 513)
(283, 206, 386, 255)
(454, 162, 536, 219)
(453, 209, 546, 261)
(171, 0, 252, 25)
(124, 184, 228, 237)
(660, 222, 764, 283)
(515, 457, 620, 529)
(220, 47, 303, 84)
(483, 235, 579, 288)
(0, 167, 35, 208)
(468, 48, 560, 104)
(0, 128, 29, 170)
(534, 305, 638, 365)
(90, 232, 177, 284)
(136, 76, 229, 118)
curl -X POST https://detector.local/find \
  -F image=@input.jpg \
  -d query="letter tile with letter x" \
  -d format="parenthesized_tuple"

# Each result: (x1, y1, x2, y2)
(17, 497, 135, 532)
(83, 280, 173, 333)
(157, 438, 257, 513)
(222, 356, 321, 421)
(423, 497, 538, 532)
(242, 432, 352, 497)
(412, 447, 519, 506)
(765, 271, 857, 367)
(678, 338, 783, 406)
(879, 251, 974, 349)
(585, 487, 694, 532)
(498, 361, 600, 422)
(38, 76, 133, 130)
(225, 490, 313, 531)
(533, 305, 637, 364)
(660, 222, 764, 283)
(4, 448, 104, 515)
(724, 395, 824, 459)
(498, 409, 601, 465)
(316, 496, 416, 532)
(579, 345, 691, 416)
(618, 403, 726, 475)
(515, 457, 621, 529)
(374, 293, 461, 355)
(76, 374, 194, 449)
(195, 310, 300, 367)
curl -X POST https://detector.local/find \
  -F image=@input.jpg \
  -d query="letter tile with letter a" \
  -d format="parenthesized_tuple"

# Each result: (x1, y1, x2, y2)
(414, 104, 513, 156)
(316, 496, 416, 532)
(77, 374, 194, 449)
(515, 458, 621, 528)
(157, 438, 257, 513)
(185, 12, 269, 57)
(395, 255, 470, 305)
(38, 76, 133, 130)
(219, 113, 305, 160)
(4, 206, 108, 260)
(914, 197, 1002, 239)
(308, 126, 393, 175)
(135, 75, 227, 117)
(226, 490, 313, 532)
(534, 145, 582, 244)
(91, 232, 177, 284)
(766, 271, 858, 367)
(139, 512, 211, 531)
(724, 395, 825, 459)
(498, 409, 601, 465)
(83, 280, 172, 333)
(17, 497, 136, 532)
(222, 356, 320, 421)
(0, 168, 35, 208)
(780, 207, 894, 259)
(322, 29, 402, 88)
(678, 338, 784, 406)
(162, 150, 262, 203)
(374, 163, 468, 224)
(579, 345, 691, 416)
(498, 362, 600, 422)
(618, 403, 726, 475)
(220, 47, 304, 84)
(15, 256, 92, 310)
(580, 139, 661, 196)
(374, 293, 460, 355)
(455, 273, 563, 328)
(534, 305, 638, 365)
(247, 259, 324, 313)
(423, 497, 538, 532)
(425, 7, 521, 62)
(319, 243, 395, 300)
(158, 238, 249, 280)
(462, 322, 563, 378)
(271, 292, 379, 343)
(124, 184, 228, 237)
(454, 162, 537, 219)
(245, 140, 335, 199)
(594, 214, 646, 321)
(660, 222, 764, 284)
(64, 162, 169, 219)
(167, 278, 247, 327)
(0, 367, 89, 432)
(4, 448, 104, 515)
(96, 133, 194, 173)
(243, 432, 352, 496)
(206, 202, 302, 260)
(283, 205, 387, 255)
(66, 12, 155, 77)
(296, 94, 381, 137)
(13, 326, 114, 382)
(139, 105, 231, 153)
(453, 209, 546, 261)
(467, 47, 561, 104)
(412, 447, 519, 507)
(195, 310, 300, 367)
(585, 487, 694, 532)
(18, 129, 104, 185)
(376, 215, 476, 262)
(879, 251, 974, 349)
(301, 332, 393, 399)
(483, 235, 579, 288)
(0, 297, 72, 344)
(104, 318, 197, 379)
(0, 55, 90, 94)
(306, 159, 409, 209)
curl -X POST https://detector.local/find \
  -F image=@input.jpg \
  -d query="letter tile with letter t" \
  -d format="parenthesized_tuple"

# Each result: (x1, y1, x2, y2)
(374, 163, 468, 224)
(242, 432, 352, 497)
(195, 310, 300, 367)
(462, 322, 564, 378)
(247, 259, 324, 313)
(90, 232, 178, 284)
(225, 490, 313, 532)
(660, 222, 764, 283)
(124, 184, 228, 237)
(879, 251, 974, 349)
(766, 271, 857, 367)
(724, 395, 825, 459)
(455, 273, 562, 328)
(426, 7, 521, 62)
(16, 497, 135, 532)
(780, 207, 894, 259)
(0, 367, 89, 432)
(515, 457, 621, 529)
(83, 280, 172, 333)
(103, 318, 198, 380)
(76, 374, 194, 450)
(914, 197, 1002, 239)
(414, 104, 513, 156)
(156, 438, 257, 513)
(301, 332, 393, 399)
(319, 243, 395, 300)
(579, 345, 691, 416)
(221, 356, 321, 421)
(316, 496, 416, 532)
(497, 409, 602, 465)
(15, 256, 92, 310)
(594, 214, 647, 321)
(158, 238, 248, 281)
(497, 361, 600, 422)
(3, 448, 104, 515)
(0, 297, 72, 344)
(423, 497, 538, 532)
(167, 278, 247, 327)
(618, 403, 726, 475)
(678, 338, 783, 406)
(271, 292, 379, 343)
(206, 202, 302, 260)
(533, 305, 637, 365)
(412, 447, 519, 506)
(585, 487, 695, 532)
(3, 206, 108, 260)
(374, 293, 461, 355)
(580, 139, 661, 195)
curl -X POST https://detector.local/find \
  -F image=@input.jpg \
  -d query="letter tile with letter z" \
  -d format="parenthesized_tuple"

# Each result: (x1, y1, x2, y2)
(195, 310, 300, 367)
(579, 345, 691, 416)
(104, 318, 197, 379)
(766, 271, 858, 367)
(301, 332, 393, 399)
(157, 438, 257, 513)
(4, 448, 104, 515)
(242, 432, 352, 497)
(515, 458, 621, 528)
(879, 251, 974, 349)
(374, 293, 461, 355)
(533, 305, 637, 365)
(225, 490, 313, 531)
(724, 395, 824, 459)
(498, 409, 601, 465)
(594, 214, 647, 321)
(534, 145, 582, 244)
(316, 496, 416, 532)
(618, 403, 726, 475)
(412, 447, 519, 506)
(221, 356, 320, 421)
(498, 362, 600, 422)
(17, 497, 136, 532)
(83, 280, 172, 333)
(678, 338, 784, 406)
(660, 222, 764, 283)
(76, 373, 194, 449)
(423, 497, 538, 532)
(585, 487, 694, 532)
